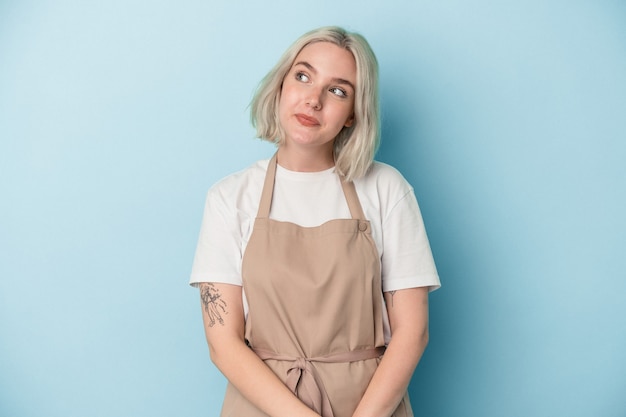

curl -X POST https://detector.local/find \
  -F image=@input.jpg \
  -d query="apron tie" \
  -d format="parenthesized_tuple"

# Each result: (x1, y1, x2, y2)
(286, 357, 332, 416)
(253, 347, 385, 417)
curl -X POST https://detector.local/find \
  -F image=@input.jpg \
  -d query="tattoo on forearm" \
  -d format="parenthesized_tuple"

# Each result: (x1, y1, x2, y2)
(200, 283, 228, 327)
(389, 290, 397, 307)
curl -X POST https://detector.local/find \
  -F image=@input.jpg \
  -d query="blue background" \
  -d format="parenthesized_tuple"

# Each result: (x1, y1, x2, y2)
(1, 1, 625, 416)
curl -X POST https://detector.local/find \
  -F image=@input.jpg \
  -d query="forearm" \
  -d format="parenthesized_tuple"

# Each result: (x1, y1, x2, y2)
(200, 283, 319, 417)
(352, 328, 428, 417)
(210, 338, 320, 417)
(352, 287, 430, 417)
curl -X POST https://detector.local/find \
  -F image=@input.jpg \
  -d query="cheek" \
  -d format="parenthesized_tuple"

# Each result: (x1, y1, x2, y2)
(277, 95, 291, 126)
(278, 86, 294, 110)
(336, 104, 355, 126)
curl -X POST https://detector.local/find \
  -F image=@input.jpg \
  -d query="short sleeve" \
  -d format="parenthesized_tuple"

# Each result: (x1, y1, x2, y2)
(189, 187, 250, 288)
(380, 189, 440, 292)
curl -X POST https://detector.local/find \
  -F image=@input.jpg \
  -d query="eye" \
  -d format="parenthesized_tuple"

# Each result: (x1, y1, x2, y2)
(295, 72, 310, 82)
(330, 87, 348, 98)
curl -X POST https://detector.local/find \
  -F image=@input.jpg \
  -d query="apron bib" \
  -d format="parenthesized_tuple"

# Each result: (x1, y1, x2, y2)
(220, 154, 413, 417)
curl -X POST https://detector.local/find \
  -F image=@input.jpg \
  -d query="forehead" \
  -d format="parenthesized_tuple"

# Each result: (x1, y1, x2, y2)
(292, 41, 356, 80)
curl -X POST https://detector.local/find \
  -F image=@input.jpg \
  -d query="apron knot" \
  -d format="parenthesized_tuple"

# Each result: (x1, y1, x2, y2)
(252, 347, 385, 417)
(287, 356, 333, 416)
(254, 350, 335, 416)
(289, 357, 308, 373)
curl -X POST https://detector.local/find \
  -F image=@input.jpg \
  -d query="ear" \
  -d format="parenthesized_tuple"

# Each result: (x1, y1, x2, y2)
(344, 114, 355, 128)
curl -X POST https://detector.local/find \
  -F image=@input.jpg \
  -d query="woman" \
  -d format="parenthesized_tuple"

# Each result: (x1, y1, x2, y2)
(190, 26, 440, 417)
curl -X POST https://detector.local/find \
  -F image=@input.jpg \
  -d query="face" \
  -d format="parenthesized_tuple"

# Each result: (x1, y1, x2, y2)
(278, 41, 357, 153)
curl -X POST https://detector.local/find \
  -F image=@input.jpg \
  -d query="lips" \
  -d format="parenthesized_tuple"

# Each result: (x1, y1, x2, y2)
(295, 113, 320, 127)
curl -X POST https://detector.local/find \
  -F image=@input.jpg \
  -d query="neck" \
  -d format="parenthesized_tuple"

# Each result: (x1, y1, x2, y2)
(276, 144, 334, 172)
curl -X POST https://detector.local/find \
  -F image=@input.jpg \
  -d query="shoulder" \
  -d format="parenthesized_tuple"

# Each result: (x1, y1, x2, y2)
(205, 158, 269, 213)
(207, 158, 269, 198)
(355, 161, 414, 200)
(352, 161, 418, 225)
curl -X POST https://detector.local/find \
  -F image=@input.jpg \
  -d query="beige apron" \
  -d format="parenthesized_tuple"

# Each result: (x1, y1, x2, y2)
(220, 154, 413, 417)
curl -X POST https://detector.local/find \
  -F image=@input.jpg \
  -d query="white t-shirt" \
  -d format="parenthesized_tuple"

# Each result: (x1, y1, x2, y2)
(190, 158, 440, 342)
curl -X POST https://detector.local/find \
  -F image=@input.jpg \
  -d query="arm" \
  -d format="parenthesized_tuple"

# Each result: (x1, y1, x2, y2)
(199, 282, 320, 417)
(352, 287, 430, 417)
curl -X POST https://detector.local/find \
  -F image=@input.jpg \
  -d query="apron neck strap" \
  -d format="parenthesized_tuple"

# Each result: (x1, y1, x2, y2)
(256, 152, 367, 220)
(340, 179, 366, 220)
(257, 153, 278, 218)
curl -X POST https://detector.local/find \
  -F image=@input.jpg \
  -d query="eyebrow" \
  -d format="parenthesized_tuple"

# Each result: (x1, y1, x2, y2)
(294, 61, 355, 91)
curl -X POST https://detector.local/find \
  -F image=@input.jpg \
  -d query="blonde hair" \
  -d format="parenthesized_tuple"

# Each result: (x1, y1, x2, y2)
(250, 26, 380, 181)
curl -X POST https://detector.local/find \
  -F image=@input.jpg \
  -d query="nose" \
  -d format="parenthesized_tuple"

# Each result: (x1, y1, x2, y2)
(306, 88, 323, 110)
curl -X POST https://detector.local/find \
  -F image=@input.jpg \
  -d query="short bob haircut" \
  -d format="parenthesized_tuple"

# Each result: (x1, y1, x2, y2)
(250, 26, 380, 181)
